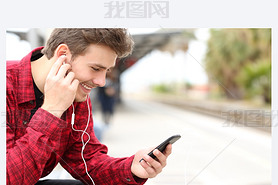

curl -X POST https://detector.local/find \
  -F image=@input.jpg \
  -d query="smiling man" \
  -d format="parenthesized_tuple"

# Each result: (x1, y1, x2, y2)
(6, 28, 172, 185)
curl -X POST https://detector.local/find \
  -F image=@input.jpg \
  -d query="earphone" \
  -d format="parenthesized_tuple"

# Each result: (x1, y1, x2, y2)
(71, 96, 96, 185)
(62, 54, 95, 184)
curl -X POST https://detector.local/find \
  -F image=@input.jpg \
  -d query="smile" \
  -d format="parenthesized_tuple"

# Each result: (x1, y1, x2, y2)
(81, 83, 93, 90)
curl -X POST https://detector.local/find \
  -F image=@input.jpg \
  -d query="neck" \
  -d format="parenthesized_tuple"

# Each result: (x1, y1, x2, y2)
(31, 55, 55, 94)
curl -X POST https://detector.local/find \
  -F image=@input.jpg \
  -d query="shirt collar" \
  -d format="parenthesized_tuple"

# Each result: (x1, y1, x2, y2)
(17, 47, 44, 104)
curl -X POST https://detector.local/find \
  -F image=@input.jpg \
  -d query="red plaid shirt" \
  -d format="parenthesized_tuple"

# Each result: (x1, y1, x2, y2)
(6, 47, 147, 185)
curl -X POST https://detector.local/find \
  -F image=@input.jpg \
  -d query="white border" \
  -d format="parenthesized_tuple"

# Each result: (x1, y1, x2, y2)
(272, 27, 278, 184)
(0, 26, 6, 183)
(1, 0, 277, 184)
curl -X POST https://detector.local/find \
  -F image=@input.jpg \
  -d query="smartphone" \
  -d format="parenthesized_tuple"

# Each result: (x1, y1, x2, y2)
(139, 134, 181, 162)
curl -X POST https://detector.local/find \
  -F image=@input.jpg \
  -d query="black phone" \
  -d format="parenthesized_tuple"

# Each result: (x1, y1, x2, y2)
(139, 134, 181, 162)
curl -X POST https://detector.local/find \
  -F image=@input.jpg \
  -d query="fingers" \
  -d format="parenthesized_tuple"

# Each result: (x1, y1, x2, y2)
(139, 145, 173, 178)
(48, 55, 75, 86)
(48, 55, 67, 77)
(63, 71, 75, 84)
(164, 144, 172, 157)
(131, 145, 173, 179)
(70, 79, 79, 90)
(139, 159, 158, 178)
(56, 63, 71, 79)
(42, 55, 79, 117)
(153, 149, 167, 167)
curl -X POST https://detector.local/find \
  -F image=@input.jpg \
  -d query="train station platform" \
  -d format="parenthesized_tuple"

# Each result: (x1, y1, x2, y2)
(42, 96, 271, 185)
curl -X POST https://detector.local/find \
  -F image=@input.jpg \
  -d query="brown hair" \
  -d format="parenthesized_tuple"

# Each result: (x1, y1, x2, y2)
(42, 28, 134, 60)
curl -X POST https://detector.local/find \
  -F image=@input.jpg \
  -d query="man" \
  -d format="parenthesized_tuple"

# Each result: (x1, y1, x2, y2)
(6, 28, 172, 185)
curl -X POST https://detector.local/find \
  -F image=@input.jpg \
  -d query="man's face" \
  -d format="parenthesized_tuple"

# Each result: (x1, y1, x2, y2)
(69, 44, 117, 102)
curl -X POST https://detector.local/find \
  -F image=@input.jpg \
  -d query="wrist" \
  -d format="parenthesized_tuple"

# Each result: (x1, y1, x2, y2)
(41, 104, 64, 118)
(132, 173, 146, 183)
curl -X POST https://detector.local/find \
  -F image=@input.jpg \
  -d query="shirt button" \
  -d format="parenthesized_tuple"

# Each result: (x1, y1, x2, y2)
(23, 121, 28, 125)
(30, 100, 34, 105)
(126, 178, 131, 182)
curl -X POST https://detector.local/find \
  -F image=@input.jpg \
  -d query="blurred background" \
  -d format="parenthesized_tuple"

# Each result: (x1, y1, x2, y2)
(6, 28, 271, 185)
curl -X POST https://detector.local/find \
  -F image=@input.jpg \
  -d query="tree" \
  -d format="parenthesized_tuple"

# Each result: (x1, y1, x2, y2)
(205, 28, 271, 103)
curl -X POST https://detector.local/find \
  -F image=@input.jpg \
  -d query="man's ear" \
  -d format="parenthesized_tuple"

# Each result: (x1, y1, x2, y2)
(54, 44, 72, 63)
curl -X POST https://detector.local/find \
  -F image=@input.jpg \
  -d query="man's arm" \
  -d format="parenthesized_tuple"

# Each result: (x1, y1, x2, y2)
(6, 55, 75, 184)
(6, 105, 65, 185)
(60, 99, 147, 185)
(60, 98, 172, 185)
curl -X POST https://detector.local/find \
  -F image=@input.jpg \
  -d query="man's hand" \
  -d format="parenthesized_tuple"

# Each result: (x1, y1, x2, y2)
(131, 144, 172, 179)
(41, 55, 79, 118)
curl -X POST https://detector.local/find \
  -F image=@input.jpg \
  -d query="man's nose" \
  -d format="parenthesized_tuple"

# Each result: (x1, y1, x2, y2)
(94, 73, 106, 87)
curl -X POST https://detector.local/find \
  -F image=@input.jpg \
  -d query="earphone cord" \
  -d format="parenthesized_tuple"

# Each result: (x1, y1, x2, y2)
(71, 99, 96, 185)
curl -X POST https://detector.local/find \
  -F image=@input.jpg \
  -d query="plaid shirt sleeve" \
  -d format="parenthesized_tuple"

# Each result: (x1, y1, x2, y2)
(7, 108, 66, 184)
(6, 78, 67, 185)
(60, 99, 147, 185)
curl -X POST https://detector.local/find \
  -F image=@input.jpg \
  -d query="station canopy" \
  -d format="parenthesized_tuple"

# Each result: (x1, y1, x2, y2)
(117, 28, 195, 73)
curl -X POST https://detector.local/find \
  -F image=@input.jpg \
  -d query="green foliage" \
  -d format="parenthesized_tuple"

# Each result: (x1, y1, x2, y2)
(205, 28, 271, 103)
(237, 60, 271, 103)
(151, 84, 173, 93)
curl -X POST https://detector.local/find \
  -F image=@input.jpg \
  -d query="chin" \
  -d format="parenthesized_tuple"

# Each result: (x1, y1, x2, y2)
(74, 94, 88, 102)
(74, 87, 90, 102)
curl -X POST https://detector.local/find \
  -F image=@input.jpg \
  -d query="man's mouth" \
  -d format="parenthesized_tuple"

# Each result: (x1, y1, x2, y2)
(80, 83, 94, 90)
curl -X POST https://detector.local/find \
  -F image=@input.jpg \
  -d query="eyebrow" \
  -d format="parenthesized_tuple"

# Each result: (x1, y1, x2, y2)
(94, 63, 115, 70)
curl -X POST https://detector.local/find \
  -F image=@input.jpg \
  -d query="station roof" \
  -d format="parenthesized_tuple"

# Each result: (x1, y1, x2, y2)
(117, 29, 195, 73)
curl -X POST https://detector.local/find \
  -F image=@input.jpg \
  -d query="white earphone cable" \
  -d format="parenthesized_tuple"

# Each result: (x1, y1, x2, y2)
(71, 98, 95, 185)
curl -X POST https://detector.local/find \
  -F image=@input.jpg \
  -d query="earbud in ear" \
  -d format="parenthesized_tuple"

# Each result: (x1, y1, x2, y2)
(63, 55, 66, 65)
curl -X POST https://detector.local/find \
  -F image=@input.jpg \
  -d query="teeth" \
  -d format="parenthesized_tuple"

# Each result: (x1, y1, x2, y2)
(81, 83, 92, 90)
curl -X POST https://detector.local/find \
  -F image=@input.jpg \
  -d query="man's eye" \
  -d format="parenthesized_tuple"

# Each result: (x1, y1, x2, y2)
(92, 67, 100, 71)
